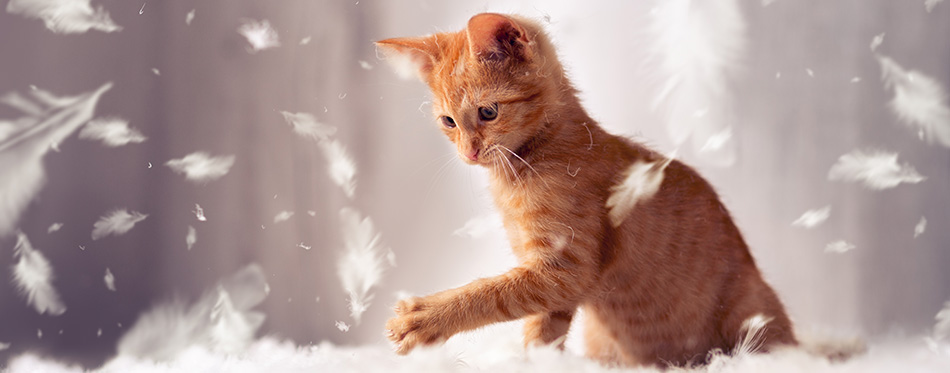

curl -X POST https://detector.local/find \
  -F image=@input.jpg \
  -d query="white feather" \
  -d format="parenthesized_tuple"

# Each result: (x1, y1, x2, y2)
(46, 222, 63, 233)
(319, 139, 357, 199)
(870, 33, 885, 52)
(91, 208, 148, 240)
(209, 286, 264, 354)
(646, 0, 745, 167)
(935, 300, 950, 341)
(0, 342, 9, 351)
(877, 55, 950, 147)
(237, 19, 280, 53)
(792, 206, 831, 229)
(926, 0, 944, 13)
(337, 208, 385, 324)
(186, 225, 197, 250)
(185, 9, 195, 25)
(78, 117, 146, 147)
(273, 211, 294, 224)
(605, 155, 674, 228)
(0, 83, 112, 238)
(194, 203, 207, 221)
(117, 264, 268, 361)
(165, 152, 236, 183)
(5, 0, 122, 34)
(279, 111, 337, 142)
(827, 149, 926, 190)
(825, 240, 855, 254)
(336, 321, 350, 332)
(733, 314, 774, 357)
(453, 213, 504, 239)
(104, 267, 116, 291)
(10, 231, 67, 316)
(914, 216, 927, 238)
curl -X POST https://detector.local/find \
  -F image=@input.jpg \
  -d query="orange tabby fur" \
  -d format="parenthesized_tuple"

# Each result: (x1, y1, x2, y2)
(377, 13, 796, 367)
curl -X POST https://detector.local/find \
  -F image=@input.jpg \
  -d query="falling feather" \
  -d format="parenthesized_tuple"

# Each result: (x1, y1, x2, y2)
(453, 213, 504, 238)
(186, 225, 196, 250)
(877, 55, 950, 147)
(194, 203, 207, 221)
(646, 0, 745, 167)
(792, 206, 831, 228)
(273, 211, 294, 224)
(209, 286, 264, 354)
(337, 208, 385, 324)
(10, 232, 66, 316)
(828, 149, 925, 190)
(336, 321, 350, 332)
(47, 222, 63, 233)
(91, 209, 148, 240)
(0, 83, 112, 238)
(914, 216, 927, 238)
(733, 314, 774, 357)
(6, 0, 122, 34)
(117, 264, 268, 360)
(320, 140, 356, 199)
(185, 9, 194, 25)
(870, 33, 885, 52)
(0, 342, 9, 351)
(926, 0, 944, 13)
(79, 117, 146, 147)
(935, 301, 950, 341)
(279, 111, 336, 141)
(605, 154, 674, 227)
(237, 19, 280, 53)
(165, 152, 235, 183)
(104, 267, 115, 291)
(825, 240, 855, 254)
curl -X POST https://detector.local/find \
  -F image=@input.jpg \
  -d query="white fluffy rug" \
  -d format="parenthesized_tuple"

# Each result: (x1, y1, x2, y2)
(7, 326, 950, 373)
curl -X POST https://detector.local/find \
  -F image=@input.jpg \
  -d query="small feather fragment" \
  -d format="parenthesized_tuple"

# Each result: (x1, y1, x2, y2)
(335, 321, 350, 332)
(825, 240, 855, 254)
(104, 268, 116, 291)
(238, 19, 280, 53)
(79, 117, 147, 147)
(793, 206, 831, 228)
(273, 211, 294, 224)
(91, 209, 148, 240)
(166, 152, 235, 183)
(606, 154, 674, 227)
(11, 232, 67, 315)
(828, 149, 925, 190)
(186, 225, 196, 250)
(877, 55, 950, 147)
(914, 216, 927, 238)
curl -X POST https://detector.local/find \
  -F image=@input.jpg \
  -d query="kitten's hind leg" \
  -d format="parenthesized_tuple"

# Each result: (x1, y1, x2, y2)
(523, 308, 575, 349)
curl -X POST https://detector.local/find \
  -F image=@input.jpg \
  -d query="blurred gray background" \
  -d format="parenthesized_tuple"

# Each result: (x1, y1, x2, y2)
(0, 0, 947, 368)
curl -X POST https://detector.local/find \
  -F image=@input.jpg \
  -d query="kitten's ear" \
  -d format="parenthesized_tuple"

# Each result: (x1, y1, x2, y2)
(376, 37, 438, 81)
(466, 13, 531, 61)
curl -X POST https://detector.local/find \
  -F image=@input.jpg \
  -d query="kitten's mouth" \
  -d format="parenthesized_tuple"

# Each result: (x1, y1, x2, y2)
(460, 148, 483, 165)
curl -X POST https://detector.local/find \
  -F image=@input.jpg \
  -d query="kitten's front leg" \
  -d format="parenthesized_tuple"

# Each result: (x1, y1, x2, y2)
(387, 263, 592, 354)
(524, 309, 576, 349)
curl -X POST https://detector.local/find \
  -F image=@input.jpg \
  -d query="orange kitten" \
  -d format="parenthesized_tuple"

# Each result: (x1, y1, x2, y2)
(377, 13, 796, 367)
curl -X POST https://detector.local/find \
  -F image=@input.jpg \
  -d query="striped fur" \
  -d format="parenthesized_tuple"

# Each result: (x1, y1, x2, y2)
(378, 13, 795, 367)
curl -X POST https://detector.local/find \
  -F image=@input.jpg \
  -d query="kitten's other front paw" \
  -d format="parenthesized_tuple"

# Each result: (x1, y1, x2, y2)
(385, 297, 448, 355)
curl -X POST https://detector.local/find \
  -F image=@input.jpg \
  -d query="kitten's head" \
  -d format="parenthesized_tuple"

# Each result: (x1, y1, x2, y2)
(378, 13, 565, 166)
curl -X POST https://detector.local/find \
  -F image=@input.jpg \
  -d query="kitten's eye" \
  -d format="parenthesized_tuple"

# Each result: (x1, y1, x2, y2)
(441, 116, 456, 128)
(478, 105, 498, 121)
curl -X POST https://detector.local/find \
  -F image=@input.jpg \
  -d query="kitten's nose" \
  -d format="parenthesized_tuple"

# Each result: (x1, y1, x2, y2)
(465, 148, 479, 161)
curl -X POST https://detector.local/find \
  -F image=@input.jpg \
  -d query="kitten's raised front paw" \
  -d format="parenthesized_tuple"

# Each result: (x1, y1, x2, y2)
(385, 297, 448, 355)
